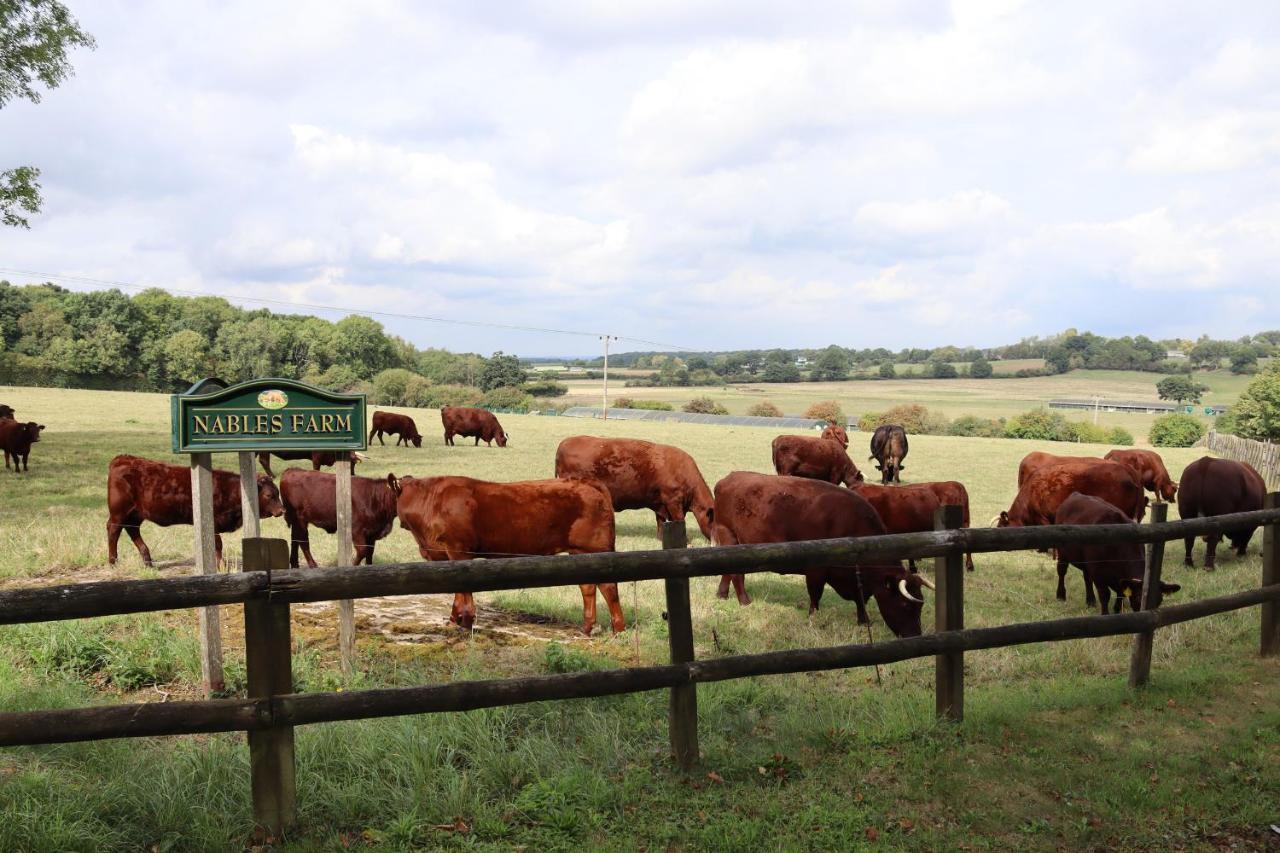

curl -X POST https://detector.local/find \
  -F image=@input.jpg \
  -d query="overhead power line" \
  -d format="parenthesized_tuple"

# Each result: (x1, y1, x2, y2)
(0, 267, 693, 352)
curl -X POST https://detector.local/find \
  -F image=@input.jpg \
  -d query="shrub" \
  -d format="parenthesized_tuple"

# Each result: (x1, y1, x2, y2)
(948, 415, 1006, 438)
(969, 357, 993, 378)
(929, 360, 958, 379)
(857, 411, 883, 432)
(747, 401, 785, 418)
(860, 403, 950, 435)
(523, 379, 568, 397)
(878, 361, 895, 379)
(1149, 413, 1207, 447)
(683, 396, 729, 415)
(631, 400, 674, 411)
(803, 400, 844, 424)
(1005, 408, 1073, 441)
(421, 383, 483, 409)
(1107, 426, 1135, 446)
(1066, 421, 1111, 444)
(1213, 408, 1239, 436)
(371, 368, 424, 406)
(479, 385, 534, 410)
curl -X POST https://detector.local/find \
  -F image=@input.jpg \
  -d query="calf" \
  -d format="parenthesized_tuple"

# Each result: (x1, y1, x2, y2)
(869, 424, 908, 484)
(280, 469, 399, 568)
(1177, 456, 1266, 570)
(369, 411, 423, 447)
(107, 454, 284, 566)
(820, 423, 849, 448)
(441, 405, 508, 447)
(772, 434, 864, 486)
(257, 450, 359, 478)
(394, 475, 623, 635)
(1104, 449, 1178, 502)
(1055, 492, 1180, 614)
(0, 419, 44, 472)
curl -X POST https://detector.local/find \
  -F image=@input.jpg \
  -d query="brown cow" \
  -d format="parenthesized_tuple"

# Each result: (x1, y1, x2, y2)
(554, 436, 713, 540)
(106, 455, 284, 566)
(869, 424, 908, 484)
(850, 482, 943, 572)
(0, 419, 44, 472)
(999, 459, 1148, 528)
(280, 469, 399, 568)
(1055, 492, 1180, 614)
(1104, 448, 1178, 502)
(0, 404, 13, 419)
(441, 405, 508, 447)
(393, 475, 623, 635)
(820, 423, 849, 448)
(1016, 451, 1103, 487)
(915, 480, 976, 571)
(711, 472, 932, 635)
(369, 411, 423, 447)
(257, 450, 359, 478)
(772, 435, 864, 486)
(1177, 456, 1266, 570)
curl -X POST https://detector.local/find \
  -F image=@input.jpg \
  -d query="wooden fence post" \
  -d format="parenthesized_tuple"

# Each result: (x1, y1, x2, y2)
(243, 537, 297, 837)
(661, 520, 698, 769)
(1129, 502, 1168, 687)
(934, 505, 964, 722)
(1263, 492, 1279, 658)
(238, 452, 261, 540)
(336, 452, 355, 674)
(191, 452, 224, 697)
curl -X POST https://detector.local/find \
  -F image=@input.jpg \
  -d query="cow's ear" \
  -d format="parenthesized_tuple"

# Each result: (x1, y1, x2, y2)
(38, 424, 45, 431)
(386, 473, 401, 496)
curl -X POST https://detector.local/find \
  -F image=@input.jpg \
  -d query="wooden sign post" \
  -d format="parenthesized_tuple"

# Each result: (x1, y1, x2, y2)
(171, 378, 367, 697)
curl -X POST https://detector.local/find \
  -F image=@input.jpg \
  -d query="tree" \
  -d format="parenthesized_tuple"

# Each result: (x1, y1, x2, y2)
(1156, 375, 1207, 404)
(969, 356, 993, 378)
(929, 360, 958, 379)
(1229, 365, 1280, 441)
(762, 360, 801, 382)
(1149, 413, 1206, 447)
(161, 329, 209, 384)
(479, 351, 527, 391)
(1189, 339, 1229, 369)
(810, 346, 848, 381)
(1229, 348, 1258, 374)
(333, 315, 395, 378)
(1, 1, 96, 227)
(878, 361, 895, 379)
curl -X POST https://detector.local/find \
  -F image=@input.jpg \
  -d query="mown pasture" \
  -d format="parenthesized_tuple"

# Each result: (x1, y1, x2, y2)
(0, 384, 1276, 850)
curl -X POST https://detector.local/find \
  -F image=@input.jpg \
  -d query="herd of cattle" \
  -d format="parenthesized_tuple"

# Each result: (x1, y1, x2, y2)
(5, 399, 1270, 641)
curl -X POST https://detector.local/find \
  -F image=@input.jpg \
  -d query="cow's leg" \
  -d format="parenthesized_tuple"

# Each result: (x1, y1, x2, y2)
(257, 453, 274, 478)
(1183, 535, 1195, 567)
(296, 524, 319, 569)
(1097, 586, 1111, 616)
(965, 550, 974, 572)
(1112, 594, 1124, 615)
(22, 452, 29, 472)
(1082, 569, 1096, 608)
(353, 535, 373, 566)
(805, 574, 825, 615)
(214, 534, 224, 569)
(2, 449, 9, 469)
(108, 521, 123, 565)
(1056, 557, 1069, 601)
(1204, 534, 1220, 571)
(854, 593, 870, 626)
(729, 573, 751, 606)
(126, 524, 153, 567)
(451, 592, 477, 629)
(716, 574, 733, 599)
(599, 582, 625, 633)
(578, 583, 599, 636)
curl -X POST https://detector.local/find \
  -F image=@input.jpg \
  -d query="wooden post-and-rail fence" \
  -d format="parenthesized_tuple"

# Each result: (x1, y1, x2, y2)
(1, 503, 1279, 837)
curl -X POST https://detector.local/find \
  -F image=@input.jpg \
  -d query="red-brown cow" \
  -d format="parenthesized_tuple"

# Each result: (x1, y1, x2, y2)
(1, 419, 43, 472)
(711, 472, 932, 635)
(772, 435, 864, 486)
(441, 406, 508, 447)
(393, 475, 623, 635)
(257, 450, 359, 479)
(999, 459, 1147, 528)
(1177, 456, 1266, 570)
(869, 424, 908, 484)
(106, 455, 284, 566)
(820, 423, 849, 448)
(915, 480, 976, 571)
(1104, 448, 1178, 502)
(554, 436, 713, 540)
(280, 469, 399, 568)
(1055, 492, 1180, 614)
(369, 411, 423, 447)
(1016, 451, 1102, 487)
(850, 482, 943, 572)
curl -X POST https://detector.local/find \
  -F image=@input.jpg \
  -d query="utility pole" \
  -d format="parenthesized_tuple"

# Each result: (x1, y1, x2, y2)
(600, 335, 617, 419)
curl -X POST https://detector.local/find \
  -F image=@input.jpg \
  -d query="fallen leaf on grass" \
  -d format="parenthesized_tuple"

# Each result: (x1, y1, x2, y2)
(707, 771, 724, 784)
(865, 826, 879, 842)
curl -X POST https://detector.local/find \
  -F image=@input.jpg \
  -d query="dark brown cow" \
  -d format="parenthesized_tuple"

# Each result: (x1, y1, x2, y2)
(0, 404, 13, 419)
(280, 469, 399, 568)
(0, 419, 44, 472)
(1055, 492, 1180, 614)
(257, 450, 359, 478)
(1016, 451, 1103, 487)
(772, 435, 864, 486)
(393, 475, 623, 635)
(441, 405, 508, 447)
(554, 436, 713, 540)
(820, 423, 849, 448)
(369, 411, 423, 447)
(915, 480, 976, 571)
(1104, 448, 1178, 502)
(106, 454, 284, 566)
(999, 459, 1147, 528)
(1177, 456, 1266, 570)
(711, 472, 931, 635)
(850, 482, 943, 572)
(869, 424, 908, 484)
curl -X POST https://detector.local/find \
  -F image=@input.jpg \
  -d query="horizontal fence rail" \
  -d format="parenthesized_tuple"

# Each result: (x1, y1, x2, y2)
(3, 507, 1279, 626)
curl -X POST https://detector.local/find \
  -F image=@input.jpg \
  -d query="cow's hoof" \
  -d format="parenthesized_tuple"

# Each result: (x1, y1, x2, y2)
(1204, 565, 1215, 573)
(1056, 592, 1066, 602)
(736, 594, 752, 607)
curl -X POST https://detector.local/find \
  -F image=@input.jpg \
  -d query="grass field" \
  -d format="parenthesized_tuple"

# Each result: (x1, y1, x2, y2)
(0, 385, 1277, 850)
(562, 369, 1250, 440)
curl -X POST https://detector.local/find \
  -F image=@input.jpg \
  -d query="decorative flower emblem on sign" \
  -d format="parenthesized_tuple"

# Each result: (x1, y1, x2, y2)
(257, 389, 289, 410)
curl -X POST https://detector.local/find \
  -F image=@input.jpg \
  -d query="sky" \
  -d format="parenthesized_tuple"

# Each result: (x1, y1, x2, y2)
(2, 0, 1279, 356)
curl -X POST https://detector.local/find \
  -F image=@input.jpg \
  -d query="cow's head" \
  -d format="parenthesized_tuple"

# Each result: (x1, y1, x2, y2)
(496, 430, 508, 448)
(841, 465, 866, 486)
(25, 422, 44, 443)
(255, 473, 285, 518)
(411, 433, 423, 448)
(995, 511, 1013, 528)
(1116, 578, 1181, 611)
(867, 565, 933, 637)
(1160, 480, 1179, 502)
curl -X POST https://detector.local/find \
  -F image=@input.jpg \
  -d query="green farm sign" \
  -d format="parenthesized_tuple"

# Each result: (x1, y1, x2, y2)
(171, 378, 367, 453)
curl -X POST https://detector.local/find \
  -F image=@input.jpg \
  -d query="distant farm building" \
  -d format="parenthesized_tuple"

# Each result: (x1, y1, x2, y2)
(1049, 398, 1228, 415)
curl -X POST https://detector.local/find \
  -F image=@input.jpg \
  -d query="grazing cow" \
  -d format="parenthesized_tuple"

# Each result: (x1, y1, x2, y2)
(280, 469, 399, 568)
(0, 420, 44, 472)
(1177, 456, 1266, 570)
(393, 475, 623, 635)
(820, 423, 849, 448)
(554, 436, 714, 540)
(1104, 448, 1178, 502)
(772, 435, 864, 486)
(999, 459, 1148, 528)
(850, 482, 943, 572)
(1017, 451, 1103, 488)
(368, 411, 423, 448)
(869, 424, 908, 484)
(106, 455, 284, 566)
(0, 404, 13, 419)
(257, 450, 359, 478)
(915, 480, 976, 572)
(1055, 492, 1181, 614)
(441, 405, 508, 447)
(711, 472, 932, 635)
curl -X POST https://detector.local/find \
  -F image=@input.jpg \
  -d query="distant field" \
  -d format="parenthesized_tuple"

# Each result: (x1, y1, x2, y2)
(0, 384, 1275, 849)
